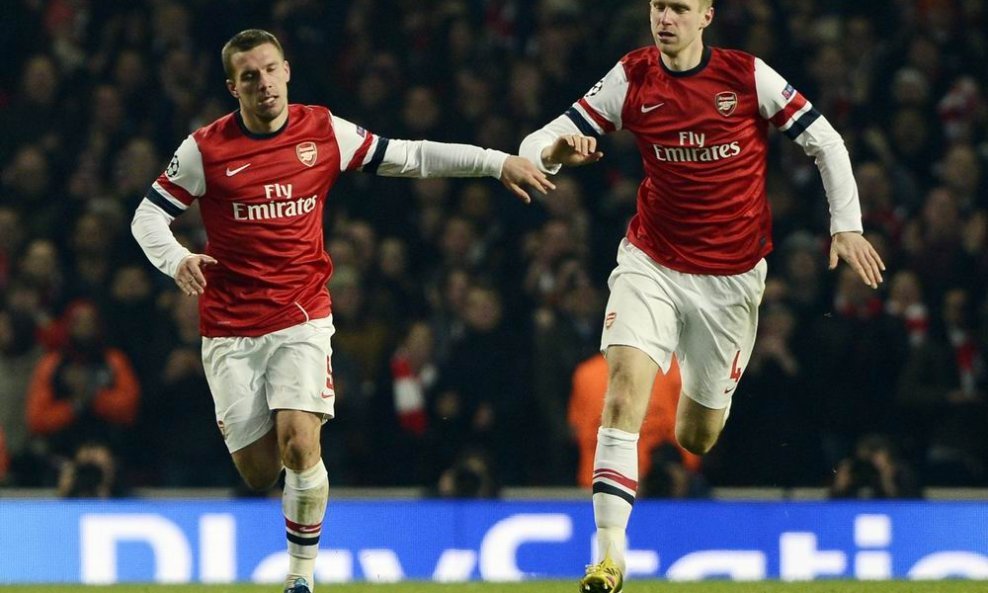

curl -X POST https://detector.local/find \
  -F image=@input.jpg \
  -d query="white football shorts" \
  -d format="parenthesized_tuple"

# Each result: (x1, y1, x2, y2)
(202, 315, 336, 453)
(601, 239, 766, 409)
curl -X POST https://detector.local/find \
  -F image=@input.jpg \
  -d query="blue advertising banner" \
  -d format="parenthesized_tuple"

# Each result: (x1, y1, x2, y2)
(0, 499, 986, 584)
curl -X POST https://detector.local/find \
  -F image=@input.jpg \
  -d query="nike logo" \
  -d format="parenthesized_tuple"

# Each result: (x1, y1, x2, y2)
(641, 103, 665, 113)
(225, 163, 251, 176)
(723, 386, 736, 394)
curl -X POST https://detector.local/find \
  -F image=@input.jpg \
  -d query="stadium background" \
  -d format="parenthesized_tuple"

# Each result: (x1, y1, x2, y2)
(0, 0, 987, 584)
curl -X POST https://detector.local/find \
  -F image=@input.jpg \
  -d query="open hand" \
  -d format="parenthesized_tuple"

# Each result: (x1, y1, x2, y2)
(500, 155, 556, 203)
(829, 232, 885, 289)
(175, 254, 218, 296)
(542, 134, 604, 168)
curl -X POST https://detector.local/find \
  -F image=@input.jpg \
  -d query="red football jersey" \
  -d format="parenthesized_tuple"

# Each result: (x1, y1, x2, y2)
(570, 46, 846, 275)
(148, 104, 383, 337)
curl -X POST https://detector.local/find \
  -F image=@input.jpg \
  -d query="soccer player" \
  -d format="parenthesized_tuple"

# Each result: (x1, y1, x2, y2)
(518, 1, 885, 591)
(131, 29, 553, 593)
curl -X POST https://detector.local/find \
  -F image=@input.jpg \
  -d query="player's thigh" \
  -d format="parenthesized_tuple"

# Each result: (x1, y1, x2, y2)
(265, 316, 336, 420)
(678, 259, 766, 410)
(202, 334, 277, 454)
(600, 239, 682, 375)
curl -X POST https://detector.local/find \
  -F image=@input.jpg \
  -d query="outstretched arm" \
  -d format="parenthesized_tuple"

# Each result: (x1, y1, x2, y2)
(371, 139, 555, 202)
(754, 58, 884, 288)
(330, 115, 553, 202)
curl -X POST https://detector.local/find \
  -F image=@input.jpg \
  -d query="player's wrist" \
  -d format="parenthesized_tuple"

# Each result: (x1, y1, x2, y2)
(540, 146, 559, 167)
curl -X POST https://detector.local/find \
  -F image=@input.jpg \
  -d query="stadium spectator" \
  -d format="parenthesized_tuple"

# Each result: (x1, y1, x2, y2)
(0, 308, 41, 478)
(640, 443, 709, 499)
(139, 292, 235, 488)
(434, 447, 500, 499)
(533, 260, 604, 484)
(830, 433, 921, 499)
(24, 300, 140, 467)
(57, 441, 123, 499)
(430, 285, 525, 483)
(806, 267, 907, 467)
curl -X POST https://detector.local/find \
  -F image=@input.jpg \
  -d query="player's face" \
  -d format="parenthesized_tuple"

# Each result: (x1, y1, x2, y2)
(649, 0, 713, 56)
(227, 43, 291, 124)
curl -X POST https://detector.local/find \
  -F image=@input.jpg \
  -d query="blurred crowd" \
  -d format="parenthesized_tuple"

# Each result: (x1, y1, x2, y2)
(0, 0, 986, 498)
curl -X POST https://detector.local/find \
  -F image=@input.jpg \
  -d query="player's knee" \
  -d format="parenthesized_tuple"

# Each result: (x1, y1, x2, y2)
(676, 425, 719, 455)
(279, 428, 320, 469)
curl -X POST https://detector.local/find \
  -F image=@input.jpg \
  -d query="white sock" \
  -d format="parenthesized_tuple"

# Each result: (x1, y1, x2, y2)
(283, 459, 328, 590)
(592, 427, 639, 572)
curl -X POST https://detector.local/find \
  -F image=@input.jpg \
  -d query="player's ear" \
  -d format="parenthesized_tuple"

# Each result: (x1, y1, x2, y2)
(227, 78, 238, 98)
(284, 60, 291, 83)
(700, 6, 714, 29)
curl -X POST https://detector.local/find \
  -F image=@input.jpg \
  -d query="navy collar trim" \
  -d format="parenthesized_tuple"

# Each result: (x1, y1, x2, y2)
(660, 46, 712, 78)
(235, 110, 289, 139)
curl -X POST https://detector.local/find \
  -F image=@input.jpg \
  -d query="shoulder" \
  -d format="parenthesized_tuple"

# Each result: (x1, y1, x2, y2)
(291, 103, 333, 121)
(620, 46, 660, 80)
(193, 111, 238, 144)
(710, 47, 758, 75)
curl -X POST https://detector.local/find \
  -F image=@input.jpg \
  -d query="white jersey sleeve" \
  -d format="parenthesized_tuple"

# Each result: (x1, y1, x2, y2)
(330, 115, 381, 172)
(332, 115, 507, 178)
(131, 200, 192, 278)
(146, 136, 205, 216)
(755, 58, 862, 234)
(572, 61, 629, 134)
(519, 61, 628, 174)
(131, 135, 204, 277)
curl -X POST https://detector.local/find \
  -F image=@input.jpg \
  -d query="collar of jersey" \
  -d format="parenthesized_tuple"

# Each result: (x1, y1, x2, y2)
(235, 109, 290, 140)
(659, 45, 712, 78)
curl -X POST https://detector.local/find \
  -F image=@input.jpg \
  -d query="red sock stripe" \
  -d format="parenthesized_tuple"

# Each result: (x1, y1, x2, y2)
(593, 468, 638, 491)
(285, 518, 323, 534)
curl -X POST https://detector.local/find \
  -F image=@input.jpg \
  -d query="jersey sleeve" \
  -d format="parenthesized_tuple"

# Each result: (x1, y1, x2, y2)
(132, 136, 202, 278)
(372, 139, 506, 178)
(755, 58, 821, 140)
(755, 58, 862, 234)
(518, 61, 628, 174)
(146, 136, 205, 217)
(330, 115, 383, 172)
(567, 61, 629, 136)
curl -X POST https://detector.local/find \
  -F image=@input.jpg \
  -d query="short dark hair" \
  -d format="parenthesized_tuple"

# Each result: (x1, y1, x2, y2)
(221, 29, 284, 79)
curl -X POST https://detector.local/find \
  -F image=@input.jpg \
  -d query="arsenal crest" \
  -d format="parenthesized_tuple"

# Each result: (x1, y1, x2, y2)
(296, 141, 317, 167)
(715, 91, 738, 117)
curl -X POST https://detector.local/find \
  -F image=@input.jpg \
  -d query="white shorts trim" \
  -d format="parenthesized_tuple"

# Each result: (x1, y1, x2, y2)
(600, 239, 766, 409)
(202, 316, 336, 453)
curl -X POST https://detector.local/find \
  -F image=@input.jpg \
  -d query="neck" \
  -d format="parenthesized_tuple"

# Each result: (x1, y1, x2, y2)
(660, 41, 705, 72)
(240, 108, 288, 134)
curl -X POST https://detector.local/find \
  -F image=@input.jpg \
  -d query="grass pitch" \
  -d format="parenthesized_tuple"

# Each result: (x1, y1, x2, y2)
(0, 582, 982, 593)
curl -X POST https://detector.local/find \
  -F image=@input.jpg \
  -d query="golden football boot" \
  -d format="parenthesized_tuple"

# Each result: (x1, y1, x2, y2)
(579, 554, 624, 593)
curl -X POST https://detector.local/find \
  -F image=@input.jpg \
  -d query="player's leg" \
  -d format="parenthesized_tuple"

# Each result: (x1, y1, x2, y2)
(675, 396, 728, 455)
(275, 409, 327, 592)
(675, 259, 766, 455)
(584, 239, 681, 593)
(266, 317, 336, 593)
(202, 334, 284, 489)
(231, 428, 283, 489)
(594, 345, 661, 576)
